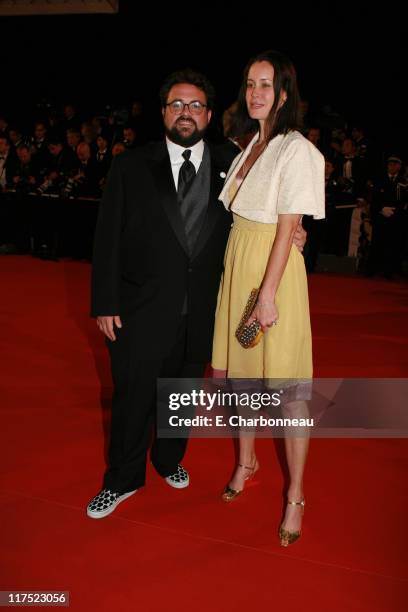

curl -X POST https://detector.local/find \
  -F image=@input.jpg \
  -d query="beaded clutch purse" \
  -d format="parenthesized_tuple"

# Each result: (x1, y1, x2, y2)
(235, 288, 264, 349)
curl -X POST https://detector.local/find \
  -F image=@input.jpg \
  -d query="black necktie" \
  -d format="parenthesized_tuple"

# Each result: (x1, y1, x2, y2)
(177, 149, 196, 201)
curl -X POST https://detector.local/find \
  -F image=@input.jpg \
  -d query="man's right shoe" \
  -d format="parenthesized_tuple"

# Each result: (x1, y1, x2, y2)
(86, 488, 137, 519)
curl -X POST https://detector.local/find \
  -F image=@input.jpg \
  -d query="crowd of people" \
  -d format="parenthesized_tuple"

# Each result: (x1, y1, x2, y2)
(301, 125, 408, 278)
(0, 97, 407, 277)
(0, 104, 143, 257)
(0, 104, 140, 202)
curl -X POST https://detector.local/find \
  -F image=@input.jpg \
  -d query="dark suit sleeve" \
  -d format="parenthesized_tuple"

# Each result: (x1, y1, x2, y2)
(91, 155, 124, 317)
(5, 158, 18, 187)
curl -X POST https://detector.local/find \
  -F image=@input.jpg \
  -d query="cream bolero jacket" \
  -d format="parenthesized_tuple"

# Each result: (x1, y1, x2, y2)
(219, 130, 325, 223)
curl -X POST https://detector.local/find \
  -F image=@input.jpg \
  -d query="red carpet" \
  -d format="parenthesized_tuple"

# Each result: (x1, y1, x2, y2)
(1, 257, 407, 611)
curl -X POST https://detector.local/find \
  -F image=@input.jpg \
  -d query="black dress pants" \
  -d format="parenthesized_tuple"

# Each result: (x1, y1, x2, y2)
(103, 315, 205, 494)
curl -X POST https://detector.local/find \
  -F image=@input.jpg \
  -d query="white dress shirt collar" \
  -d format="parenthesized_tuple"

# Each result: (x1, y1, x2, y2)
(166, 137, 204, 172)
(166, 137, 204, 188)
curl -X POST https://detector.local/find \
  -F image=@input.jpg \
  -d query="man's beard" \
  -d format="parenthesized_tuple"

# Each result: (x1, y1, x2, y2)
(165, 117, 207, 147)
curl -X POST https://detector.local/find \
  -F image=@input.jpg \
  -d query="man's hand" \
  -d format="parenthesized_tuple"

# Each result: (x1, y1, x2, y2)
(96, 315, 122, 341)
(381, 206, 395, 218)
(293, 220, 307, 252)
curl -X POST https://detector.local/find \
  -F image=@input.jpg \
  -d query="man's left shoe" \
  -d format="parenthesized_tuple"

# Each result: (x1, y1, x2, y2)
(165, 464, 190, 489)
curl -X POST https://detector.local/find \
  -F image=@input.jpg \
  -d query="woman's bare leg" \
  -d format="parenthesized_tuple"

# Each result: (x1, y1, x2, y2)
(228, 433, 258, 491)
(280, 400, 310, 533)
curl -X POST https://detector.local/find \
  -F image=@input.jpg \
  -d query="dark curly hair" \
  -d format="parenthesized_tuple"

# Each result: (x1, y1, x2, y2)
(159, 68, 216, 111)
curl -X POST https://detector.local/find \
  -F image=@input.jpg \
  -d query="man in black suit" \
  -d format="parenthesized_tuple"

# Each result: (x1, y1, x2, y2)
(367, 155, 408, 278)
(0, 135, 17, 192)
(94, 130, 112, 188)
(69, 142, 101, 198)
(30, 121, 51, 175)
(338, 137, 368, 203)
(0, 135, 19, 253)
(88, 69, 305, 518)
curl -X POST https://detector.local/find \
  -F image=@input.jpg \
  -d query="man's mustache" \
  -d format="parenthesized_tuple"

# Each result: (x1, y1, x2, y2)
(176, 116, 197, 128)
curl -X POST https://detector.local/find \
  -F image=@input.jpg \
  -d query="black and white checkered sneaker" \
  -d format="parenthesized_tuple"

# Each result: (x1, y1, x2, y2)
(86, 488, 137, 519)
(165, 464, 190, 489)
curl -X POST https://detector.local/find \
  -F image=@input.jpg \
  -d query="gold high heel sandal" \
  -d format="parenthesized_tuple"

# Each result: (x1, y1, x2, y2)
(221, 458, 259, 502)
(279, 499, 305, 546)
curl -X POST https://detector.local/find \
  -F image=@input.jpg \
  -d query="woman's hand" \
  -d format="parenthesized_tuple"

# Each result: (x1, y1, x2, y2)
(247, 299, 279, 333)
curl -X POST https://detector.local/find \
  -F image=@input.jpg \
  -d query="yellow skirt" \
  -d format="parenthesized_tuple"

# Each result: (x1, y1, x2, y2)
(211, 214, 313, 379)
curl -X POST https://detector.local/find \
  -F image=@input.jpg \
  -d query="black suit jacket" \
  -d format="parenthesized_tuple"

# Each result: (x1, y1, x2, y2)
(73, 158, 101, 198)
(2, 151, 18, 188)
(94, 150, 113, 183)
(91, 140, 236, 362)
(371, 171, 408, 216)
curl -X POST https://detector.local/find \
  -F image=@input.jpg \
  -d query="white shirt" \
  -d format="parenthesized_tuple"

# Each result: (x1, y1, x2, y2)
(166, 137, 204, 189)
(343, 159, 353, 179)
(219, 130, 325, 223)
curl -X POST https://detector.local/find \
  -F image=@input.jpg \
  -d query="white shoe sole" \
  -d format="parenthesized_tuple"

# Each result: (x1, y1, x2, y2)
(86, 489, 137, 519)
(165, 475, 190, 489)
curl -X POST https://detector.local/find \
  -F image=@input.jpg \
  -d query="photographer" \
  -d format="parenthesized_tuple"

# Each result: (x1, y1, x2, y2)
(63, 142, 100, 199)
(36, 136, 77, 196)
(0, 145, 39, 254)
(11, 145, 40, 194)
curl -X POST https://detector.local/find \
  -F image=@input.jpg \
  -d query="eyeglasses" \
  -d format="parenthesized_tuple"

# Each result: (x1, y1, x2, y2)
(165, 100, 207, 115)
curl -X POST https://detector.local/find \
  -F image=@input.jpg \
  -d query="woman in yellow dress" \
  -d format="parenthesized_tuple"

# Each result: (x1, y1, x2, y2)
(212, 50, 325, 546)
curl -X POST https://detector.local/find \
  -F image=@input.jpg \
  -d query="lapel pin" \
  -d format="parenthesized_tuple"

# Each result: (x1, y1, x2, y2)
(220, 172, 227, 179)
